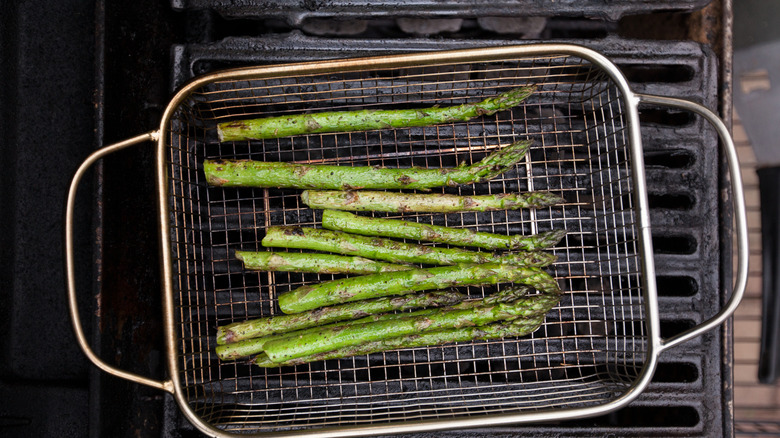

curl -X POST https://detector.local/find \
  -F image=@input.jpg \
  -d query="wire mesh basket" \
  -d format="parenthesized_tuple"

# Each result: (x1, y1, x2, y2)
(65, 44, 748, 437)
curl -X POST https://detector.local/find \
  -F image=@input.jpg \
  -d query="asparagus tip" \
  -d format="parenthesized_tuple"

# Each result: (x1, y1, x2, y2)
(491, 85, 537, 108)
(470, 139, 532, 181)
(543, 229, 568, 248)
(528, 191, 566, 208)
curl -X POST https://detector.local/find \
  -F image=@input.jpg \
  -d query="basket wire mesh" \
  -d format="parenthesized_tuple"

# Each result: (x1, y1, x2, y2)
(164, 53, 645, 432)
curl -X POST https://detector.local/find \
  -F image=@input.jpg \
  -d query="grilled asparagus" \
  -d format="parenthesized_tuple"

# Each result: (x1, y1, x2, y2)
(217, 85, 535, 141)
(235, 250, 409, 275)
(277, 262, 560, 313)
(321, 210, 567, 251)
(217, 286, 536, 360)
(263, 293, 560, 363)
(252, 315, 546, 367)
(216, 290, 464, 346)
(301, 190, 564, 213)
(261, 227, 556, 267)
(204, 140, 530, 190)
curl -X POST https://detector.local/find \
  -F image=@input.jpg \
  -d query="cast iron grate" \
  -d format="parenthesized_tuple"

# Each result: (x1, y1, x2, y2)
(170, 0, 711, 24)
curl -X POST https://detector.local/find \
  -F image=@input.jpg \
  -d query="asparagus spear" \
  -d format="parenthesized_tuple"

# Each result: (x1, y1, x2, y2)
(217, 307, 440, 360)
(204, 140, 531, 190)
(235, 250, 409, 275)
(322, 210, 567, 251)
(301, 190, 564, 213)
(263, 293, 560, 363)
(217, 336, 278, 360)
(261, 227, 556, 268)
(252, 315, 546, 367)
(216, 290, 464, 345)
(216, 286, 532, 360)
(217, 85, 536, 141)
(278, 262, 560, 313)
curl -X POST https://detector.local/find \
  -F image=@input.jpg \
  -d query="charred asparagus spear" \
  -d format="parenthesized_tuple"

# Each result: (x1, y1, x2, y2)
(322, 210, 566, 251)
(235, 250, 409, 275)
(263, 292, 560, 363)
(217, 85, 536, 141)
(216, 286, 532, 360)
(204, 140, 530, 190)
(216, 290, 464, 346)
(252, 315, 546, 367)
(217, 306, 452, 360)
(278, 262, 560, 313)
(261, 227, 556, 268)
(301, 190, 564, 213)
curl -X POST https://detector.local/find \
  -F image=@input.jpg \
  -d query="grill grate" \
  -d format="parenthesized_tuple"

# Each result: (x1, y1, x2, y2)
(170, 0, 711, 23)
(164, 53, 651, 433)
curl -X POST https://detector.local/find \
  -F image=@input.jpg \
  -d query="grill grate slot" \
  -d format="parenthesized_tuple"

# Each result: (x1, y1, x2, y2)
(655, 275, 699, 297)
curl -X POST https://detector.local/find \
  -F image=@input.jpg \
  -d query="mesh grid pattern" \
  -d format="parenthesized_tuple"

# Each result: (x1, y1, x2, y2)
(165, 53, 646, 432)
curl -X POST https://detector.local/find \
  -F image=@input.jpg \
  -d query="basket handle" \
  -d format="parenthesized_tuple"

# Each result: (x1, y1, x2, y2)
(64, 131, 173, 393)
(636, 94, 749, 352)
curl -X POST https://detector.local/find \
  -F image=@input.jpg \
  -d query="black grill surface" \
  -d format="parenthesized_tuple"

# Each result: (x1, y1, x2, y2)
(171, 0, 711, 24)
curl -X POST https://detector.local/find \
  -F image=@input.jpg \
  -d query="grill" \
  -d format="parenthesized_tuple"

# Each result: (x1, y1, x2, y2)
(69, 40, 743, 438)
(0, 0, 742, 437)
(162, 38, 733, 436)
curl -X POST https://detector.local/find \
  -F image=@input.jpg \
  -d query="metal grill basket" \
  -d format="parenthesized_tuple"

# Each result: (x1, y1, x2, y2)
(65, 44, 748, 437)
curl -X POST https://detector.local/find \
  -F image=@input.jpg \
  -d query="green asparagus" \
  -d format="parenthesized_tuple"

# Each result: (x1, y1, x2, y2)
(216, 290, 464, 345)
(204, 140, 531, 189)
(263, 293, 559, 362)
(261, 227, 556, 267)
(216, 286, 533, 360)
(301, 190, 564, 213)
(235, 250, 409, 275)
(252, 315, 546, 367)
(217, 86, 536, 141)
(217, 306, 445, 360)
(321, 210, 567, 251)
(277, 262, 560, 313)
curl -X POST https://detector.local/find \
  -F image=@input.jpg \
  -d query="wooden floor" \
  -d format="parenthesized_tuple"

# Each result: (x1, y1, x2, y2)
(733, 111, 780, 436)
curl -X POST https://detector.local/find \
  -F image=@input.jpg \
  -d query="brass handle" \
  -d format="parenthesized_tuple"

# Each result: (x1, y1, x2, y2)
(636, 94, 749, 352)
(64, 130, 174, 393)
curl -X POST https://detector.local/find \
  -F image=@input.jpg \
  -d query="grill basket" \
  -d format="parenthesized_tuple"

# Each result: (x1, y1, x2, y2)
(65, 44, 748, 437)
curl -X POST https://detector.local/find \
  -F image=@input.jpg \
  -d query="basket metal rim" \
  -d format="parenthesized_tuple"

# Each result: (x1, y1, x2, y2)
(153, 42, 660, 437)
